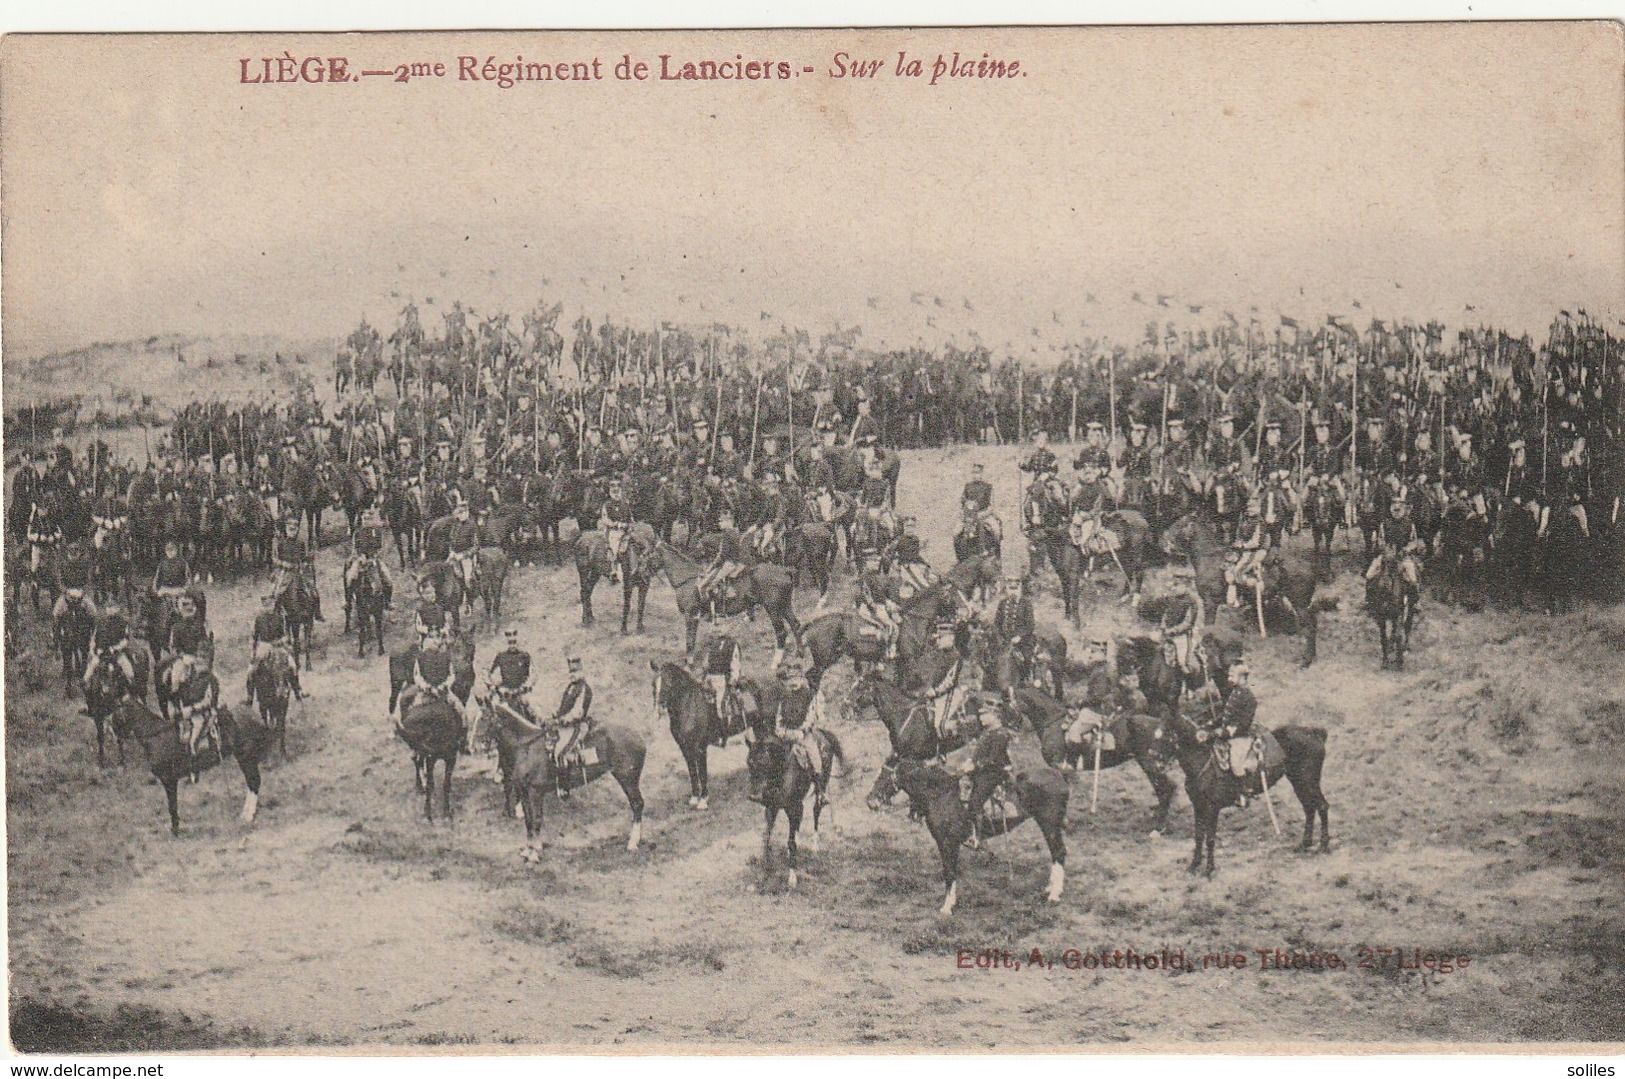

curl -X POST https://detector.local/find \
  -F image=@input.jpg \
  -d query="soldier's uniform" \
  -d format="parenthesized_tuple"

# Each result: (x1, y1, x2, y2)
(769, 665, 827, 799)
(272, 526, 322, 620)
(704, 634, 742, 739)
(961, 465, 993, 515)
(548, 658, 593, 791)
(1020, 439, 1059, 479)
(1072, 422, 1112, 474)
(1255, 422, 1290, 481)
(1205, 417, 1246, 474)
(487, 631, 538, 725)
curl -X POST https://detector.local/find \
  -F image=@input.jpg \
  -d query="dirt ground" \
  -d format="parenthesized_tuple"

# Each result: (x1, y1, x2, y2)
(7, 434, 1624, 1051)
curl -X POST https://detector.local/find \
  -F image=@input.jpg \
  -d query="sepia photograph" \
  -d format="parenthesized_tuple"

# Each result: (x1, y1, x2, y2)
(2, 21, 1622, 1053)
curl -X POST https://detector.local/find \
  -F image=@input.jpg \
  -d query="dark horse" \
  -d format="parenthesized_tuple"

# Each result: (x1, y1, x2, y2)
(1006, 686, 1179, 835)
(800, 558, 993, 693)
(652, 660, 757, 810)
(246, 648, 297, 758)
(126, 694, 272, 834)
(84, 646, 149, 765)
(1307, 482, 1344, 556)
(1365, 556, 1416, 670)
(744, 718, 846, 891)
(274, 576, 317, 671)
(1160, 512, 1230, 624)
(53, 594, 96, 697)
(382, 482, 426, 568)
(650, 541, 801, 661)
(344, 557, 388, 657)
(1166, 708, 1330, 876)
(867, 717, 1070, 916)
(481, 701, 648, 861)
(397, 692, 464, 823)
(572, 525, 655, 633)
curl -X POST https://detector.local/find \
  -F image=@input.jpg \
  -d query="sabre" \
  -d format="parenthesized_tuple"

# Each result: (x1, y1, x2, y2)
(1258, 761, 1282, 837)
(1089, 724, 1103, 814)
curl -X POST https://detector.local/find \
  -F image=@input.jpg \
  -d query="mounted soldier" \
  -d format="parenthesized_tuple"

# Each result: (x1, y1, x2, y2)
(1255, 420, 1290, 483)
(401, 628, 458, 724)
(890, 529, 932, 600)
(1160, 563, 1206, 678)
(485, 627, 538, 725)
(446, 497, 480, 595)
(695, 505, 749, 615)
(248, 592, 303, 701)
(53, 541, 94, 621)
(546, 655, 593, 797)
(763, 661, 829, 808)
(856, 554, 903, 660)
(1208, 659, 1263, 806)
(345, 502, 394, 610)
(1019, 430, 1059, 481)
(1072, 420, 1112, 474)
(413, 576, 448, 646)
(166, 591, 208, 658)
(600, 476, 633, 583)
(272, 514, 323, 621)
(85, 600, 136, 693)
(1225, 494, 1268, 608)
(703, 632, 743, 740)
(954, 500, 1002, 567)
(920, 611, 970, 738)
(1205, 414, 1246, 475)
(1367, 494, 1423, 593)
(1119, 420, 1155, 507)
(961, 461, 993, 516)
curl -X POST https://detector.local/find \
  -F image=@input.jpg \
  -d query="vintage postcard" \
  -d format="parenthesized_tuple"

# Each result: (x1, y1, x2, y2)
(2, 23, 1622, 1054)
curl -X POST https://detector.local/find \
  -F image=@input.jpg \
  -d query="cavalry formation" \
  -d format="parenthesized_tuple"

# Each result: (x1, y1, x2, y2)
(7, 297, 1619, 915)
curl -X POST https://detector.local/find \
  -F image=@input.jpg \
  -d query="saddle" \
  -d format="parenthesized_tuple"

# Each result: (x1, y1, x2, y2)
(1210, 729, 1285, 789)
(1065, 707, 1128, 754)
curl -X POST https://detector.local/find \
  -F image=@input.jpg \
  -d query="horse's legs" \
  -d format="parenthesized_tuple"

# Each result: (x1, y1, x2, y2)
(164, 776, 181, 836)
(442, 754, 456, 822)
(240, 759, 262, 823)
(933, 814, 964, 916)
(620, 577, 632, 635)
(579, 571, 595, 627)
(636, 582, 648, 634)
(1140, 755, 1176, 835)
(785, 801, 803, 889)
(1187, 800, 1206, 873)
(1300, 610, 1318, 669)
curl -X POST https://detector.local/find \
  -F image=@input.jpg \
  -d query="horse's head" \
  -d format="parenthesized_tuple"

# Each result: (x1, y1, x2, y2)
(866, 758, 901, 811)
(745, 733, 787, 803)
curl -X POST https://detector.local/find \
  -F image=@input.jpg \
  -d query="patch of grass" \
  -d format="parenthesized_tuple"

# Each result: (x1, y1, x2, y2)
(567, 930, 728, 979)
(412, 1031, 478, 1046)
(10, 998, 267, 1053)
(1479, 678, 1541, 754)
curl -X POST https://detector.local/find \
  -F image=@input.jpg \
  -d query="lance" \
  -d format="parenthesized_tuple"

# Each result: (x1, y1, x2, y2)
(748, 371, 765, 467)
(1438, 386, 1446, 489)
(711, 370, 724, 454)
(1107, 352, 1117, 442)
(1017, 364, 1025, 443)
(1069, 380, 1079, 443)
(1158, 375, 1170, 484)
(1297, 386, 1308, 479)
(1350, 343, 1360, 476)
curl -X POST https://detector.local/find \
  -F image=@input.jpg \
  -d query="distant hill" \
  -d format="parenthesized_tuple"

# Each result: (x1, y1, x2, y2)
(3, 334, 338, 420)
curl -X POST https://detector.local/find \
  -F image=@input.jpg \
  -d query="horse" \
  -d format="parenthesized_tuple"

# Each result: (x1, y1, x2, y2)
(1365, 556, 1416, 670)
(1307, 482, 1344, 556)
(1021, 480, 1070, 580)
(343, 556, 388, 657)
(1355, 476, 1387, 563)
(92, 524, 133, 607)
(648, 541, 801, 661)
(1209, 470, 1246, 545)
(572, 524, 655, 633)
(247, 647, 297, 757)
(800, 611, 887, 692)
(274, 574, 318, 671)
(84, 646, 149, 765)
(381, 482, 426, 568)
(1257, 551, 1339, 667)
(475, 545, 512, 629)
(652, 660, 759, 810)
(789, 521, 839, 605)
(1114, 632, 1239, 724)
(1166, 708, 1330, 876)
(1160, 512, 1229, 624)
(52, 593, 96, 697)
(745, 719, 846, 891)
(126, 683, 265, 835)
(482, 702, 647, 861)
(397, 693, 464, 823)
(1006, 686, 1179, 834)
(867, 718, 1070, 916)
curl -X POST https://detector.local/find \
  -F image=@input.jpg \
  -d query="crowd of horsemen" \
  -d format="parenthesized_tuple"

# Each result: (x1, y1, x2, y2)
(8, 302, 1621, 810)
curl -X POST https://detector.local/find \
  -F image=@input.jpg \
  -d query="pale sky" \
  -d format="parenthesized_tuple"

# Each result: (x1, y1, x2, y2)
(3, 23, 1622, 361)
